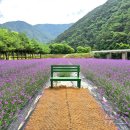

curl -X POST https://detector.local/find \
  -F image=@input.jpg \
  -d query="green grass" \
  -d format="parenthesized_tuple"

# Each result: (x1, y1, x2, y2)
(65, 53, 94, 58)
(41, 54, 65, 58)
(58, 72, 71, 77)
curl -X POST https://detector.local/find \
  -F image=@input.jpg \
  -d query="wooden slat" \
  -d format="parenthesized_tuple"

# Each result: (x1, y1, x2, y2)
(53, 70, 78, 72)
(50, 77, 81, 81)
(53, 67, 78, 69)
(51, 65, 80, 72)
(52, 65, 80, 67)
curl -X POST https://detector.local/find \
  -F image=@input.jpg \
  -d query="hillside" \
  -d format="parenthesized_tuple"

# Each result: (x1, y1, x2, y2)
(0, 21, 72, 43)
(34, 24, 73, 39)
(55, 0, 130, 50)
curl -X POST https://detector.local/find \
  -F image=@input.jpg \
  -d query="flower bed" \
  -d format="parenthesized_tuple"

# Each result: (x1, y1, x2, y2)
(71, 58, 130, 126)
(0, 58, 130, 128)
(0, 58, 69, 129)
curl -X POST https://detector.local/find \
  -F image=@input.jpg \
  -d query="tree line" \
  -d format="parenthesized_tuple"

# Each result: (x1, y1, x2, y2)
(0, 28, 91, 60)
(0, 28, 50, 60)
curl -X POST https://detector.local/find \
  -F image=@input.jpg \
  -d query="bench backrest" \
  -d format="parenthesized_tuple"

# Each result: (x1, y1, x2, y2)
(51, 65, 80, 77)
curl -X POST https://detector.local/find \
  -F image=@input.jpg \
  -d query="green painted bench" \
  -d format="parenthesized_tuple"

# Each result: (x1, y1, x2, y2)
(50, 65, 81, 88)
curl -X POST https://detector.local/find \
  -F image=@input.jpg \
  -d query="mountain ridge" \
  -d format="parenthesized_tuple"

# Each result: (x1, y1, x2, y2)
(0, 21, 73, 43)
(55, 0, 130, 50)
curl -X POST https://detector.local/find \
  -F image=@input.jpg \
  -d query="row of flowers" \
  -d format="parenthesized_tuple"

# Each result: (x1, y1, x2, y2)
(71, 58, 130, 125)
(0, 59, 70, 129)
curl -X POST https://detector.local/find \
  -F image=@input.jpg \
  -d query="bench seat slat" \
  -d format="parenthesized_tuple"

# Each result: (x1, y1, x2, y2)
(52, 65, 79, 67)
(50, 77, 81, 81)
(53, 70, 79, 72)
(53, 67, 78, 69)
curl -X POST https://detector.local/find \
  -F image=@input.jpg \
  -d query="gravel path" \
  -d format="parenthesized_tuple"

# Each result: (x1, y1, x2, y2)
(25, 87, 117, 130)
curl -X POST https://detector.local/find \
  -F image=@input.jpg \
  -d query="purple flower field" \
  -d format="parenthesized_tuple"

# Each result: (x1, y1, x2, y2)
(0, 58, 69, 129)
(71, 58, 130, 125)
(0, 58, 130, 128)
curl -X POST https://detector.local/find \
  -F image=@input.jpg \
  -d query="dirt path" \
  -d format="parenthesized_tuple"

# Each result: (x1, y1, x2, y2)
(25, 87, 117, 130)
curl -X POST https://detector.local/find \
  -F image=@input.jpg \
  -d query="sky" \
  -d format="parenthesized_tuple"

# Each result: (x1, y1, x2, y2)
(0, 0, 107, 25)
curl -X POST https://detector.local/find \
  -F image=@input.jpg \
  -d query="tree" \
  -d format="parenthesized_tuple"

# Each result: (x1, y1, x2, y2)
(114, 43, 130, 49)
(76, 46, 91, 53)
(49, 43, 74, 54)
(0, 28, 50, 59)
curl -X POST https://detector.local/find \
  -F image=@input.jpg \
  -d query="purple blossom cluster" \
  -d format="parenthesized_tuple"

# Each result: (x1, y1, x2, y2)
(0, 58, 69, 129)
(71, 58, 130, 125)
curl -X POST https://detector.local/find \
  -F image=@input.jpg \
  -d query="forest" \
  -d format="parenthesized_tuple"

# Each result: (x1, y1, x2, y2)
(55, 0, 130, 50)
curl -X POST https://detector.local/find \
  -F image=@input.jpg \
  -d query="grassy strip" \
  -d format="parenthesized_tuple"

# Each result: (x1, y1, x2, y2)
(41, 54, 65, 58)
(65, 53, 94, 58)
(58, 72, 71, 77)
(2, 53, 94, 60)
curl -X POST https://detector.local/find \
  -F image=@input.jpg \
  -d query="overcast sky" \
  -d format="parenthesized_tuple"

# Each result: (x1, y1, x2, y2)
(0, 0, 107, 25)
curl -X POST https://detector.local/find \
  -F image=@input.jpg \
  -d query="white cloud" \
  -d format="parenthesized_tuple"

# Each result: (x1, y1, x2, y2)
(0, 0, 107, 24)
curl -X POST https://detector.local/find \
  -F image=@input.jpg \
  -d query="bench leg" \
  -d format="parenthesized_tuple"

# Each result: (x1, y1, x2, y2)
(51, 81, 53, 88)
(77, 81, 81, 88)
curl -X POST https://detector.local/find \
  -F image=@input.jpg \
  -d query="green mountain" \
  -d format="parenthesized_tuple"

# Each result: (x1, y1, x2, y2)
(0, 21, 72, 43)
(55, 0, 130, 50)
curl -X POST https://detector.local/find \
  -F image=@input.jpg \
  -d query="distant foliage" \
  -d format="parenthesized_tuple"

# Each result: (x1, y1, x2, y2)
(115, 43, 130, 49)
(55, 0, 130, 50)
(0, 28, 50, 59)
(49, 43, 74, 54)
(76, 46, 91, 53)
